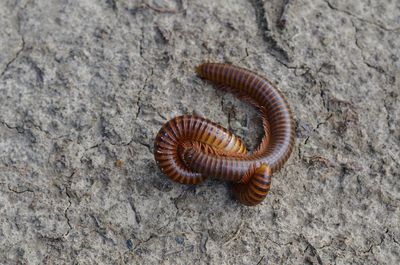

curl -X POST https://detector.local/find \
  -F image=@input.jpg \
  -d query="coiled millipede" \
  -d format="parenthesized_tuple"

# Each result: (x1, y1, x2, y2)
(154, 63, 295, 206)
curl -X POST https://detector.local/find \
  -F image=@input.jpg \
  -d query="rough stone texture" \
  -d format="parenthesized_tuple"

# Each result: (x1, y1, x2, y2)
(0, 0, 399, 264)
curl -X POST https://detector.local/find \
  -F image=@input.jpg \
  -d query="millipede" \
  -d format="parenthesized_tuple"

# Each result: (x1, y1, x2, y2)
(154, 63, 295, 206)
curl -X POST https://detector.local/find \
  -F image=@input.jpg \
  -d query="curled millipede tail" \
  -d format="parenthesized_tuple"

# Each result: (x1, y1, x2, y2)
(233, 164, 272, 206)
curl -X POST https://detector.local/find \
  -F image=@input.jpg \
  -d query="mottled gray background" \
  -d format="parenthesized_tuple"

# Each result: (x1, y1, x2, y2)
(0, 0, 399, 264)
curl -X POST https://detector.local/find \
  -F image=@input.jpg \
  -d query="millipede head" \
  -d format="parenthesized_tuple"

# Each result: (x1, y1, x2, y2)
(195, 64, 206, 78)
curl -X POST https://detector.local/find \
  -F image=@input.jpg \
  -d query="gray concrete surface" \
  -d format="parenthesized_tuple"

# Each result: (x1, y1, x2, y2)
(0, 0, 399, 264)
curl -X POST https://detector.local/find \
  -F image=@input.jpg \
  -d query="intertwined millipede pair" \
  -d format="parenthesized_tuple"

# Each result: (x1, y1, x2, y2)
(154, 63, 295, 206)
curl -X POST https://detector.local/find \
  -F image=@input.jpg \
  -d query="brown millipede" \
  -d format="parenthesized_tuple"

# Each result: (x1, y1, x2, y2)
(154, 63, 295, 206)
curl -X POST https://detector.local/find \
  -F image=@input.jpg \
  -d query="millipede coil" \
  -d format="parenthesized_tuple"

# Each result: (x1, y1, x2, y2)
(154, 63, 295, 206)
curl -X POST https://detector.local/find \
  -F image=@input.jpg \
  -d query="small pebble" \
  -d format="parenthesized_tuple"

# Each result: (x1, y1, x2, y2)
(126, 239, 134, 250)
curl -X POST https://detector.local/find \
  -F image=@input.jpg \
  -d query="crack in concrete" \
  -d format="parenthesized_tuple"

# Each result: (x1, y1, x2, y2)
(0, 119, 53, 144)
(0, 37, 25, 78)
(63, 189, 72, 237)
(7, 184, 34, 194)
(0, 120, 25, 134)
(249, 0, 290, 64)
(104, 135, 150, 150)
(0, 2, 28, 78)
(29, 121, 51, 136)
(360, 228, 388, 254)
(137, 141, 152, 152)
(302, 234, 323, 265)
(256, 256, 265, 265)
(128, 196, 141, 225)
(304, 113, 332, 145)
(77, 133, 150, 167)
(136, 68, 154, 120)
(265, 234, 292, 247)
(324, 0, 400, 32)
(63, 172, 75, 237)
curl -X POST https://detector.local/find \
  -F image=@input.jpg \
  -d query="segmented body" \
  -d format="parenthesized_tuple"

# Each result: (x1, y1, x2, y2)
(154, 63, 295, 206)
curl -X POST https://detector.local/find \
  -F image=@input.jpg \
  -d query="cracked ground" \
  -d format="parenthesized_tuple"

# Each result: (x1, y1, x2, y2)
(0, 0, 399, 264)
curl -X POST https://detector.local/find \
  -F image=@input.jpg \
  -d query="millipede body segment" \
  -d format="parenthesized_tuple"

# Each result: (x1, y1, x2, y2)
(154, 63, 295, 206)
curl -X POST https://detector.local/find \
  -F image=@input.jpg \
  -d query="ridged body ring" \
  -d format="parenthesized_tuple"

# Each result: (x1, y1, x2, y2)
(154, 63, 295, 206)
